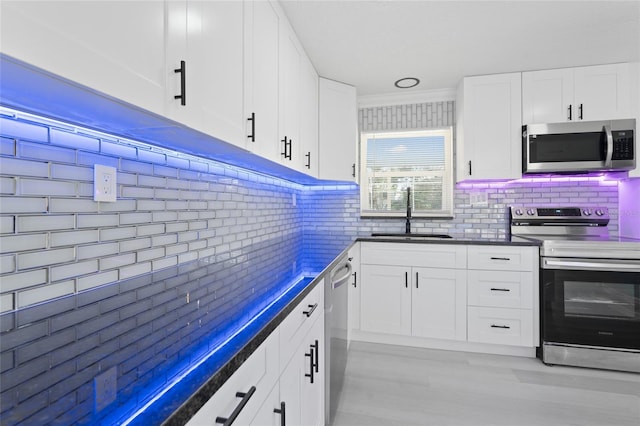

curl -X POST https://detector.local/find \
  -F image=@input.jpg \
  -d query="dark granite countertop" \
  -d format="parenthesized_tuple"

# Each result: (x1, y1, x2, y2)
(357, 235, 541, 246)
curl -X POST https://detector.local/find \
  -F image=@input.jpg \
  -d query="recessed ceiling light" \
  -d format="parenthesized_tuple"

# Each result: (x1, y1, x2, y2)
(394, 77, 420, 89)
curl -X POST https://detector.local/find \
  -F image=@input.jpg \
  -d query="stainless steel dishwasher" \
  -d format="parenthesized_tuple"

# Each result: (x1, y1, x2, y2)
(324, 254, 352, 425)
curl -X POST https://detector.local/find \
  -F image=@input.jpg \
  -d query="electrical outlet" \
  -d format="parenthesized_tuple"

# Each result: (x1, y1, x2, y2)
(94, 366, 117, 412)
(94, 164, 117, 202)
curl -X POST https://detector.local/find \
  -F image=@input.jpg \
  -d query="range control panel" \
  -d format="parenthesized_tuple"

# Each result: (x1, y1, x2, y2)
(510, 206, 610, 225)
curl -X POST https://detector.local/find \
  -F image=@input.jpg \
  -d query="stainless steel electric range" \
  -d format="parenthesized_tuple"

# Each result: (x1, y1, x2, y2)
(510, 206, 640, 373)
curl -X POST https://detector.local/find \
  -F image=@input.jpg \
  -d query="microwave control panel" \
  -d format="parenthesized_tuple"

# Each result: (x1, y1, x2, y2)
(612, 130, 634, 160)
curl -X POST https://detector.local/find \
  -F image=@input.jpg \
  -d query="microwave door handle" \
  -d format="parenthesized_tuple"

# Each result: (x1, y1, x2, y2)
(603, 124, 613, 167)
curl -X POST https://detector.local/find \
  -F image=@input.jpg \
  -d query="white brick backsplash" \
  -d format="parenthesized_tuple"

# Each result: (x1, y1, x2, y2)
(151, 234, 178, 246)
(137, 247, 165, 262)
(165, 243, 188, 256)
(166, 201, 189, 210)
(50, 198, 97, 213)
(51, 164, 93, 181)
(177, 231, 198, 243)
(50, 230, 100, 247)
(0, 157, 49, 178)
(0, 269, 47, 292)
(137, 149, 165, 164)
(0, 234, 47, 254)
(1, 293, 14, 313)
(77, 214, 118, 228)
(101, 140, 137, 159)
(153, 164, 178, 178)
(178, 211, 198, 221)
(154, 188, 180, 200)
(152, 256, 178, 271)
(137, 175, 166, 188)
(188, 221, 207, 231)
(99, 253, 136, 271)
(77, 242, 119, 260)
(121, 158, 153, 174)
(119, 261, 151, 280)
(19, 141, 76, 163)
(100, 226, 137, 241)
(121, 186, 155, 199)
(119, 237, 151, 253)
(188, 240, 206, 251)
(167, 156, 189, 170)
(18, 247, 75, 269)
(0, 177, 16, 194)
(0, 137, 15, 155)
(1, 254, 16, 274)
(76, 269, 118, 291)
(117, 171, 137, 186)
(0, 117, 48, 141)
(188, 201, 207, 210)
(77, 150, 118, 168)
(50, 129, 99, 151)
(137, 224, 165, 237)
(152, 211, 177, 222)
(190, 160, 207, 172)
(166, 178, 190, 190)
(119, 212, 153, 225)
(178, 251, 198, 263)
(166, 222, 188, 233)
(99, 199, 136, 212)
(20, 179, 76, 197)
(18, 280, 74, 308)
(189, 181, 209, 191)
(17, 215, 75, 233)
(0, 214, 14, 235)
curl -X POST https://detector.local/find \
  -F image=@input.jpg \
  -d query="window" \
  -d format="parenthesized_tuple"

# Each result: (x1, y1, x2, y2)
(360, 128, 454, 217)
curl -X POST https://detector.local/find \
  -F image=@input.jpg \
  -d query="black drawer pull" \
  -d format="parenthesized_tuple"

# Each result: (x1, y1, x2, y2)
(490, 257, 511, 261)
(305, 151, 311, 169)
(490, 324, 510, 329)
(215, 386, 256, 425)
(274, 402, 286, 426)
(247, 112, 255, 142)
(352, 163, 356, 178)
(405, 271, 408, 288)
(312, 339, 319, 373)
(305, 349, 315, 383)
(303, 303, 317, 317)
(352, 271, 357, 288)
(490, 288, 510, 292)
(415, 272, 419, 289)
(174, 60, 186, 106)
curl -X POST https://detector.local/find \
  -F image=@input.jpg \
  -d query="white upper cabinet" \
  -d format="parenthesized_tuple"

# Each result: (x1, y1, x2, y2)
(456, 72, 522, 182)
(522, 63, 633, 124)
(166, 0, 246, 149)
(318, 78, 358, 182)
(278, 20, 302, 168)
(299, 56, 320, 177)
(0, 1, 167, 117)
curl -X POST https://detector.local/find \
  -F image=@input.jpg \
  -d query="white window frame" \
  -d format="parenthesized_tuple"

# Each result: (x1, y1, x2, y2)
(360, 127, 454, 218)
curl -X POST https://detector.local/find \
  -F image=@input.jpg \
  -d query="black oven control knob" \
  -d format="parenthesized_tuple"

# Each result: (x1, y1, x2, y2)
(514, 209, 523, 216)
(582, 209, 592, 216)
(526, 208, 536, 216)
(595, 209, 605, 216)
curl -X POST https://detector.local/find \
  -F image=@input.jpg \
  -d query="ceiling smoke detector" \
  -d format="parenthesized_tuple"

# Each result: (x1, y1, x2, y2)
(394, 77, 420, 89)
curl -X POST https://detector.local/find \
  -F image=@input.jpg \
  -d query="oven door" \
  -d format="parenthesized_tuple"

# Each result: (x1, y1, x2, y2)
(542, 257, 640, 350)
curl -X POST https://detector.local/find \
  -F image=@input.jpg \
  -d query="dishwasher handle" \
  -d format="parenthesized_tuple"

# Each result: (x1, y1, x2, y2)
(331, 260, 353, 289)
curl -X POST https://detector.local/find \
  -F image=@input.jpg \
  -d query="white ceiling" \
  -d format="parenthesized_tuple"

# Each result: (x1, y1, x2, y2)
(279, 0, 640, 98)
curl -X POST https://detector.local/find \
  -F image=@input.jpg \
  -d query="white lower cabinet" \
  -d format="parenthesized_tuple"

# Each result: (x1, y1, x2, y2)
(188, 283, 325, 426)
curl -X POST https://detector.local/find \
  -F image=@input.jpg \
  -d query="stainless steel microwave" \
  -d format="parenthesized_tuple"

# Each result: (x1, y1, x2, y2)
(522, 119, 635, 174)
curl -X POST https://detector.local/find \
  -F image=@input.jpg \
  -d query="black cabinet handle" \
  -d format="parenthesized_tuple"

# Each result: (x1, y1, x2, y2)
(405, 271, 408, 288)
(305, 152, 311, 169)
(312, 339, 319, 373)
(567, 104, 572, 120)
(578, 103, 583, 120)
(352, 271, 357, 288)
(468, 160, 472, 176)
(281, 137, 292, 160)
(303, 303, 317, 317)
(274, 402, 286, 426)
(305, 349, 315, 383)
(247, 113, 255, 142)
(174, 60, 186, 106)
(490, 324, 510, 329)
(215, 386, 256, 425)
(490, 257, 511, 261)
(415, 271, 419, 289)
(352, 163, 356, 178)
(490, 288, 510, 292)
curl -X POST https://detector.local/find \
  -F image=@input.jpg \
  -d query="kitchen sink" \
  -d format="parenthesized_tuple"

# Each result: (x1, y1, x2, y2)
(370, 233, 453, 239)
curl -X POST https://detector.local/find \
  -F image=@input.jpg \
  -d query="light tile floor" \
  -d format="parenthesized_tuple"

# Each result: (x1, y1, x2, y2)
(332, 341, 640, 426)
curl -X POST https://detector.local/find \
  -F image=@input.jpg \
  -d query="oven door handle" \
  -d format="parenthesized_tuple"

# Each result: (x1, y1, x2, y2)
(543, 258, 640, 272)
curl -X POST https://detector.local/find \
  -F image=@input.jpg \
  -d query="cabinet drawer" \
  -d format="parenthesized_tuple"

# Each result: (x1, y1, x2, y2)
(467, 270, 533, 309)
(467, 246, 535, 271)
(279, 281, 324, 370)
(467, 307, 533, 347)
(361, 242, 467, 268)
(186, 330, 279, 426)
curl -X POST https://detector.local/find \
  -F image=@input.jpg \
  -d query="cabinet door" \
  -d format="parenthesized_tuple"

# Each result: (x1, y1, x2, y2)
(299, 56, 319, 177)
(457, 73, 522, 181)
(348, 244, 361, 340)
(279, 23, 302, 168)
(574, 63, 632, 121)
(244, 0, 280, 161)
(411, 268, 467, 341)
(0, 1, 166, 117)
(300, 318, 324, 426)
(522, 68, 574, 124)
(360, 265, 411, 335)
(318, 78, 358, 182)
(250, 384, 282, 426)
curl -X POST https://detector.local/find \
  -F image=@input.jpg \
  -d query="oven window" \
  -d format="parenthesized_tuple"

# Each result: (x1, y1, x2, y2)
(564, 281, 636, 319)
